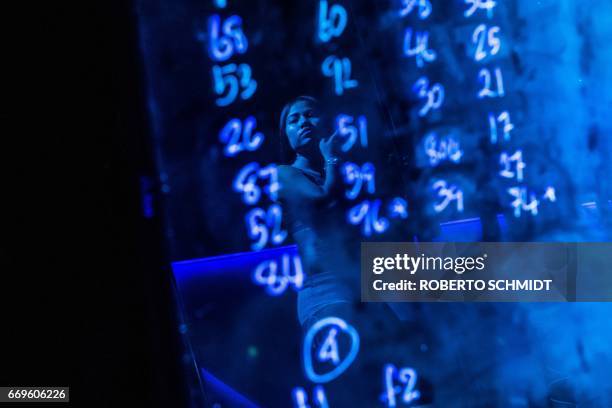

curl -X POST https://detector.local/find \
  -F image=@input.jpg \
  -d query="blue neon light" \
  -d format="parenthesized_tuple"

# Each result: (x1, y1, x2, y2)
(219, 117, 264, 157)
(489, 110, 513, 144)
(399, 0, 431, 19)
(318, 0, 348, 43)
(252, 253, 303, 296)
(342, 162, 376, 200)
(347, 199, 389, 236)
(403, 28, 436, 68)
(412, 76, 444, 117)
(499, 150, 525, 182)
(322, 56, 358, 95)
(336, 114, 368, 152)
(292, 385, 329, 408)
(381, 364, 421, 407)
(388, 197, 409, 219)
(464, 0, 496, 19)
(507, 186, 538, 217)
(207, 15, 248, 62)
(233, 163, 278, 205)
(423, 132, 463, 166)
(303, 317, 360, 383)
(245, 204, 287, 251)
(472, 24, 501, 62)
(478, 67, 505, 98)
(432, 180, 464, 213)
(212, 63, 257, 107)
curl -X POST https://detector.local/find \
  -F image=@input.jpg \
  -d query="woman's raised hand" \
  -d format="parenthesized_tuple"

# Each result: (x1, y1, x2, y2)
(319, 130, 341, 161)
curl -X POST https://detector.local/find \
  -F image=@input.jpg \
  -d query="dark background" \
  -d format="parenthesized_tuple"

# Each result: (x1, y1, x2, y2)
(1, 1, 188, 406)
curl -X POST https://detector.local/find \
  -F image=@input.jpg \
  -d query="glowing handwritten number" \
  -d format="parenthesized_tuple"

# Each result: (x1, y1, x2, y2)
(433, 180, 464, 213)
(382, 364, 421, 407)
(336, 114, 368, 152)
(507, 187, 538, 217)
(322, 56, 358, 96)
(233, 163, 278, 205)
(206, 15, 248, 62)
(292, 386, 329, 408)
(399, 0, 432, 19)
(212, 63, 257, 107)
(267, 205, 287, 244)
(472, 24, 500, 62)
(388, 197, 408, 219)
(245, 204, 287, 251)
(342, 162, 376, 200)
(258, 164, 280, 203)
(318, 328, 340, 364)
(423, 132, 463, 166)
(234, 162, 261, 204)
(219, 117, 264, 157)
(347, 199, 389, 236)
(318, 0, 348, 42)
(543, 186, 556, 202)
(499, 150, 525, 182)
(478, 67, 504, 98)
(464, 0, 496, 18)
(246, 208, 268, 251)
(403, 28, 436, 68)
(412, 77, 444, 116)
(489, 110, 514, 144)
(253, 253, 304, 296)
(303, 317, 360, 383)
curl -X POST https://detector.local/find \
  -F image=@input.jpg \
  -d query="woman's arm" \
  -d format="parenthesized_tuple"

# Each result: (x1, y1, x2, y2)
(318, 132, 343, 197)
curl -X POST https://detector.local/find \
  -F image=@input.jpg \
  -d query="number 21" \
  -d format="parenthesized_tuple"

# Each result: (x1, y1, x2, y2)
(478, 67, 504, 98)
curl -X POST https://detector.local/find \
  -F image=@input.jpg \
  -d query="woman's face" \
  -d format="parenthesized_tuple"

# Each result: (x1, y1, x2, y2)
(285, 100, 321, 152)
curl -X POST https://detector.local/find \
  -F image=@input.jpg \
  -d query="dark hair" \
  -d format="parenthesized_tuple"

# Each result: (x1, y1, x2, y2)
(279, 96, 319, 164)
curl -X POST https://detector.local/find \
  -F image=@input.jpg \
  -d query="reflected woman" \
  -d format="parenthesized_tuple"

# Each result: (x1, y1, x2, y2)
(276, 96, 360, 331)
